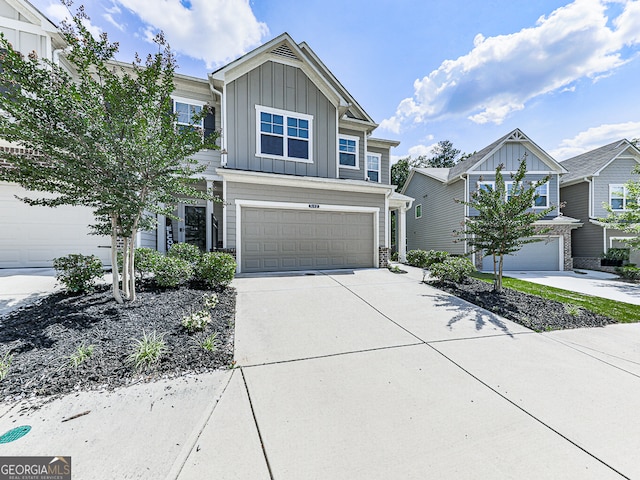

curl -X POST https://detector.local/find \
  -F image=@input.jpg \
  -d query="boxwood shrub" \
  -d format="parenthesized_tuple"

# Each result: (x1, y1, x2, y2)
(152, 255, 194, 288)
(53, 254, 104, 293)
(168, 242, 201, 264)
(429, 256, 475, 283)
(196, 252, 237, 287)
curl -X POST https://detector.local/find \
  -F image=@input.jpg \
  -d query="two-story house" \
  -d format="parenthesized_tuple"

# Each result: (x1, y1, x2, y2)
(0, 3, 411, 273)
(148, 33, 411, 273)
(560, 139, 640, 269)
(402, 128, 582, 271)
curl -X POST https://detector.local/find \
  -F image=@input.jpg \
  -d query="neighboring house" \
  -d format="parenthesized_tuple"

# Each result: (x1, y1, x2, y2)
(0, 0, 115, 268)
(559, 139, 640, 269)
(0, 1, 410, 272)
(402, 128, 582, 271)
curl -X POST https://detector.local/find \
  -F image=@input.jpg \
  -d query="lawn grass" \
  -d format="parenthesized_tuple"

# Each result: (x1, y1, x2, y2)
(471, 272, 639, 323)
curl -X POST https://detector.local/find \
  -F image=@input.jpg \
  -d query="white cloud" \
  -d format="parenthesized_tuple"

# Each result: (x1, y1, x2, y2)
(551, 121, 640, 159)
(45, 3, 102, 38)
(113, 0, 269, 69)
(381, 0, 640, 131)
(408, 143, 437, 158)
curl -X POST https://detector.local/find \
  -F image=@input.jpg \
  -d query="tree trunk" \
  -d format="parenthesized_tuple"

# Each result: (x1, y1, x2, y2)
(495, 255, 504, 293)
(128, 232, 136, 302)
(122, 236, 130, 299)
(110, 215, 124, 304)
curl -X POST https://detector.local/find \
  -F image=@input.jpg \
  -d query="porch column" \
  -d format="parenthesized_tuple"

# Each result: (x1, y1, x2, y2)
(206, 180, 214, 252)
(398, 206, 407, 263)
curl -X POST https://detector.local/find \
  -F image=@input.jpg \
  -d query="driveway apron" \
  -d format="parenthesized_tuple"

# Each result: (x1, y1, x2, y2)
(178, 268, 637, 479)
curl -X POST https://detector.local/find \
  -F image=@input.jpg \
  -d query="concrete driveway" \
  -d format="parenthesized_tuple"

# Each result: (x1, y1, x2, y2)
(0, 268, 59, 316)
(2, 267, 640, 479)
(505, 269, 640, 305)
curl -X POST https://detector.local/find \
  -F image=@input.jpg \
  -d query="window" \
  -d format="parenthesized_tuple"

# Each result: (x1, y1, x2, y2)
(415, 204, 422, 218)
(477, 181, 495, 192)
(256, 106, 312, 162)
(610, 184, 636, 210)
(505, 181, 522, 202)
(366, 153, 381, 182)
(533, 182, 549, 208)
(175, 101, 203, 130)
(339, 135, 359, 168)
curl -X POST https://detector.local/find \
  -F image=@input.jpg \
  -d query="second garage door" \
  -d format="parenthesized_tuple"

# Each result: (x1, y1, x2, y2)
(482, 237, 560, 271)
(241, 207, 375, 273)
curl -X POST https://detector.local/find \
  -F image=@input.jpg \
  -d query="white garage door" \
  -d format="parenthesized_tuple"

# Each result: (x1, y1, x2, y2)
(241, 207, 375, 273)
(0, 184, 112, 268)
(482, 237, 560, 271)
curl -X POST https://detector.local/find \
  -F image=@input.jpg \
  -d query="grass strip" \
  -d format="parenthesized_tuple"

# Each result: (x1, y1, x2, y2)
(471, 272, 639, 323)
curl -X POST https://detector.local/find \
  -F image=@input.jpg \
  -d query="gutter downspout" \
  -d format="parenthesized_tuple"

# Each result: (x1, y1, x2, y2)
(209, 82, 226, 167)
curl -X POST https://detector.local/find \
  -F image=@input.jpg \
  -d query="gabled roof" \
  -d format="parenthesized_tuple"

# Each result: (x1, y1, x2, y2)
(210, 33, 366, 117)
(399, 167, 449, 194)
(559, 139, 640, 185)
(446, 128, 566, 182)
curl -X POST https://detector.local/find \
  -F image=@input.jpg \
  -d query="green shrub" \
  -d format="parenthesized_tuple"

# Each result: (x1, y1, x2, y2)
(0, 352, 12, 381)
(127, 330, 167, 371)
(182, 309, 212, 332)
(425, 250, 450, 268)
(69, 344, 95, 369)
(53, 254, 104, 293)
(406, 249, 429, 268)
(134, 248, 161, 278)
(153, 255, 194, 287)
(195, 252, 237, 287)
(617, 265, 640, 280)
(429, 256, 476, 283)
(201, 333, 218, 352)
(390, 251, 399, 262)
(603, 248, 630, 262)
(168, 242, 202, 264)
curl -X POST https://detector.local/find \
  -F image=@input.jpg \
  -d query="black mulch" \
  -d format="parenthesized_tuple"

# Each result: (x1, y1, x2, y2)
(0, 283, 235, 402)
(433, 277, 617, 332)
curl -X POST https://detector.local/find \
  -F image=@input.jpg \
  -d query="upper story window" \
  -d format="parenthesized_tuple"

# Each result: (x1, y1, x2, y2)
(415, 204, 422, 219)
(339, 135, 359, 169)
(256, 105, 313, 163)
(477, 181, 495, 193)
(533, 182, 549, 208)
(366, 153, 381, 182)
(173, 99, 204, 129)
(610, 184, 635, 211)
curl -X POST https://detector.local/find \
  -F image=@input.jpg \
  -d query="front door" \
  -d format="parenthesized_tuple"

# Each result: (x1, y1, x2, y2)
(184, 205, 206, 252)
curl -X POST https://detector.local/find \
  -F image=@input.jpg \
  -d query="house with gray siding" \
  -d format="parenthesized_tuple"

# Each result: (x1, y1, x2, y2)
(402, 129, 582, 271)
(0, 0, 411, 272)
(559, 139, 640, 269)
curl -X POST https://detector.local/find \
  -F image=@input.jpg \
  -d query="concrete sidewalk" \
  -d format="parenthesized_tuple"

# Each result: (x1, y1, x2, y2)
(505, 269, 640, 305)
(2, 267, 640, 478)
(0, 268, 59, 316)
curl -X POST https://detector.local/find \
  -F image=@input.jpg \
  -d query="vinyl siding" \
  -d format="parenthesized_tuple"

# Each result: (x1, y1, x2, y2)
(561, 182, 603, 257)
(404, 174, 465, 254)
(225, 181, 385, 248)
(474, 143, 551, 172)
(139, 229, 156, 249)
(367, 145, 391, 185)
(592, 158, 640, 218)
(338, 128, 364, 180)
(226, 61, 337, 178)
(467, 173, 560, 217)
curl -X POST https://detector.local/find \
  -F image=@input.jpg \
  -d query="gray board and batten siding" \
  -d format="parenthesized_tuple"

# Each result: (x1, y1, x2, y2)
(225, 61, 337, 178)
(225, 181, 386, 249)
(472, 142, 552, 173)
(403, 173, 465, 254)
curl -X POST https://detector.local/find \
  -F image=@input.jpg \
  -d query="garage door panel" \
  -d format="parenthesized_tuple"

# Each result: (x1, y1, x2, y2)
(241, 207, 374, 272)
(482, 238, 560, 271)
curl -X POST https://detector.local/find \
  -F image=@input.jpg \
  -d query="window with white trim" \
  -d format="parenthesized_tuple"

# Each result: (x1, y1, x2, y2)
(505, 181, 522, 202)
(366, 152, 381, 182)
(477, 181, 495, 193)
(174, 99, 203, 133)
(610, 184, 636, 211)
(533, 182, 549, 208)
(415, 204, 422, 218)
(339, 135, 359, 168)
(256, 106, 313, 162)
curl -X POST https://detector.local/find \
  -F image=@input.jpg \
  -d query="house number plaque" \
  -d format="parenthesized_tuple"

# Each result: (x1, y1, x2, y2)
(308, 204, 320, 209)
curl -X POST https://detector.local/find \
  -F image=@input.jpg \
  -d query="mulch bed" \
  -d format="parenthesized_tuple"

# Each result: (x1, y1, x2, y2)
(432, 277, 617, 332)
(0, 283, 235, 402)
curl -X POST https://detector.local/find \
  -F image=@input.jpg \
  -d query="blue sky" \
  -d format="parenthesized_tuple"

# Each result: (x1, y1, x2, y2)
(31, 0, 640, 162)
